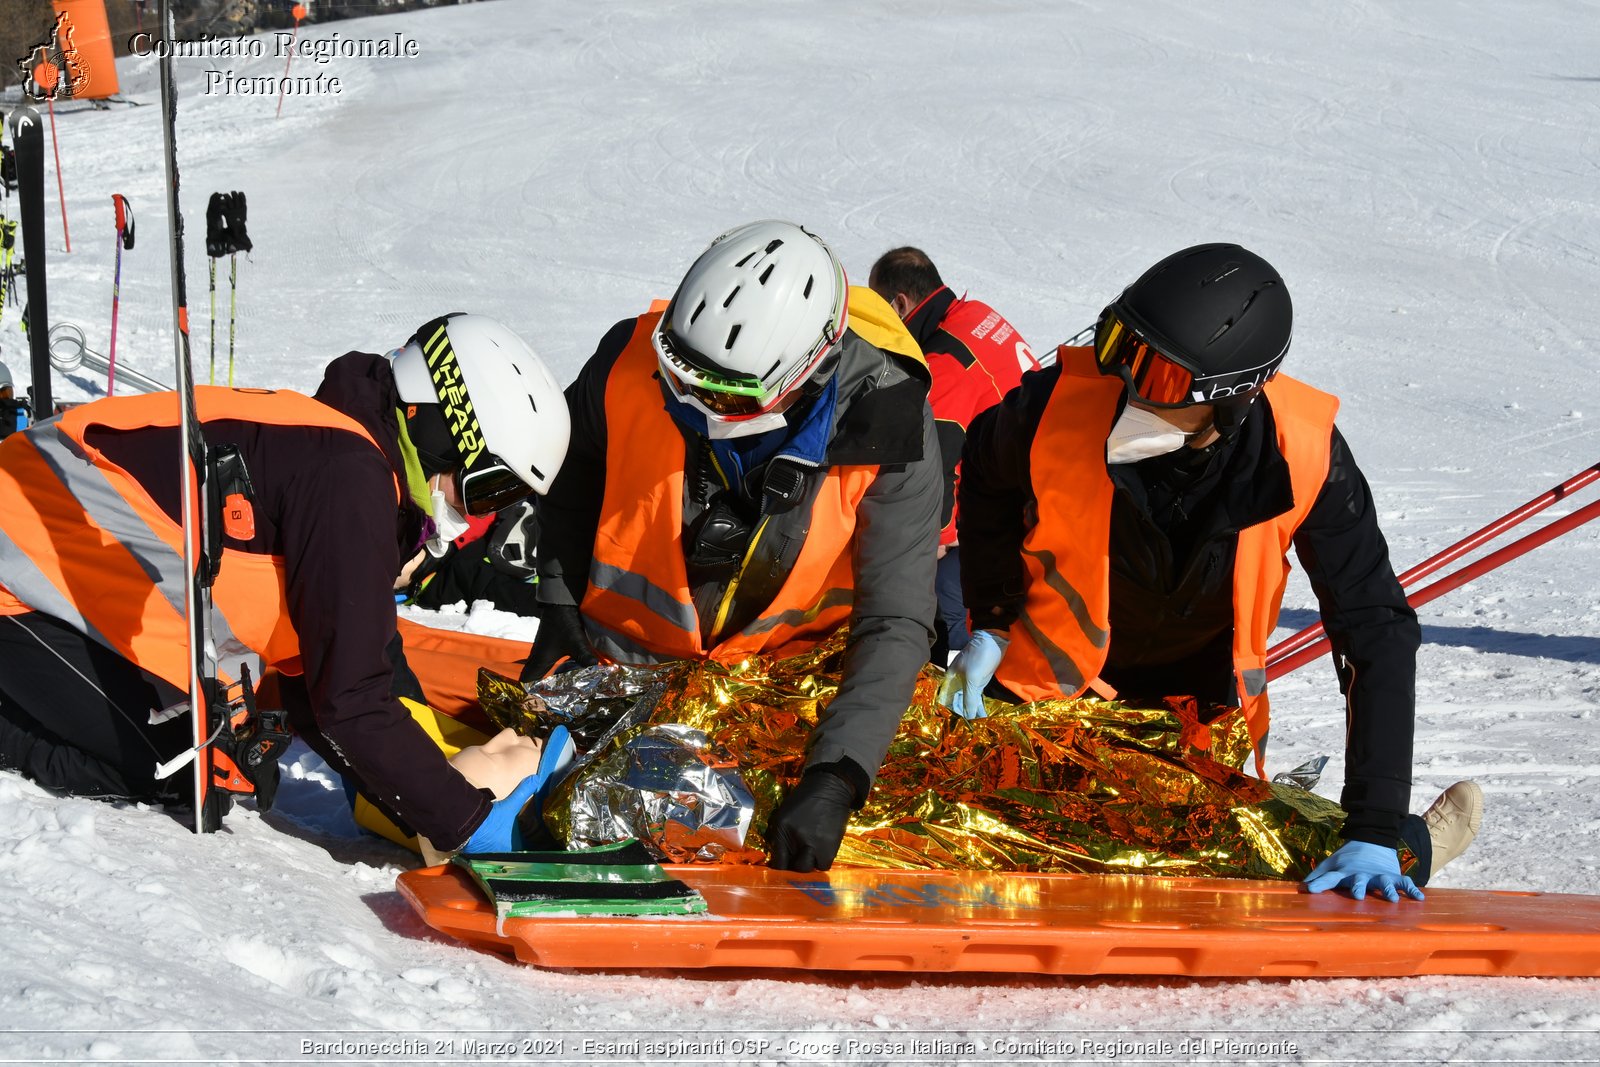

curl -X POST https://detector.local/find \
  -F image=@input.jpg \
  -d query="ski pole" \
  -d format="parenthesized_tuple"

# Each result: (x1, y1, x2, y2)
(1267, 460, 1600, 668)
(227, 253, 237, 386)
(1267, 492, 1600, 681)
(208, 258, 217, 383)
(107, 194, 133, 394)
(205, 192, 223, 383)
(204, 192, 248, 388)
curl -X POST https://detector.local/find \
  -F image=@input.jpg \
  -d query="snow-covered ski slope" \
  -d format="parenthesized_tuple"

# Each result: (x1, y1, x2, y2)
(1, 0, 1596, 1061)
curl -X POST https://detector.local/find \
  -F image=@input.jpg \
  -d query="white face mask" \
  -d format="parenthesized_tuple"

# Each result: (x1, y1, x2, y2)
(703, 409, 789, 440)
(426, 475, 472, 557)
(1105, 405, 1191, 464)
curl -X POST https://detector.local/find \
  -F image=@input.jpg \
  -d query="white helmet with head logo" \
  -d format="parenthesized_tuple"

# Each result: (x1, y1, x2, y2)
(654, 220, 848, 438)
(391, 314, 570, 511)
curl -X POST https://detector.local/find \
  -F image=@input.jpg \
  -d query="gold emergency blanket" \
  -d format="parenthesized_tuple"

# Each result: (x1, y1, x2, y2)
(478, 639, 1353, 880)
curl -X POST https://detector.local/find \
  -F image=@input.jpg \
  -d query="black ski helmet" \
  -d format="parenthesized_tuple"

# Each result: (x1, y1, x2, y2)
(1097, 243, 1292, 407)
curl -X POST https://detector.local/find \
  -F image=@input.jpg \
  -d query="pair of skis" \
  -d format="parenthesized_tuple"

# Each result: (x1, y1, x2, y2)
(149, 0, 281, 833)
(5, 107, 52, 417)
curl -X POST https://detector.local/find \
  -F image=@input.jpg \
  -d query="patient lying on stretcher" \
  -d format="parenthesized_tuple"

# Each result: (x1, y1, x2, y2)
(456, 638, 1479, 893)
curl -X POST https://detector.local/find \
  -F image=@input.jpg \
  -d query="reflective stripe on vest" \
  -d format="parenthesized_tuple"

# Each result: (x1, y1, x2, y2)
(581, 312, 877, 664)
(996, 347, 1338, 773)
(0, 388, 397, 689)
(995, 349, 1121, 704)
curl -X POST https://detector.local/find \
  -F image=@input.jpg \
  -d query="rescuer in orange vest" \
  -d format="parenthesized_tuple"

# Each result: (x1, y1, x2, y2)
(947, 244, 1482, 901)
(867, 247, 1041, 664)
(526, 220, 942, 873)
(0, 315, 572, 854)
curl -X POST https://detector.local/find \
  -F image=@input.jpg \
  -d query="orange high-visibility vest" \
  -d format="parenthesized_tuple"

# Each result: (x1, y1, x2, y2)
(0, 388, 399, 690)
(995, 347, 1339, 771)
(580, 312, 880, 664)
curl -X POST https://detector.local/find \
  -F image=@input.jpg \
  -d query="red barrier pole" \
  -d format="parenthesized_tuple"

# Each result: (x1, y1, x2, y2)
(1267, 494, 1600, 680)
(1266, 461, 1600, 667)
(275, 5, 307, 119)
(35, 62, 72, 253)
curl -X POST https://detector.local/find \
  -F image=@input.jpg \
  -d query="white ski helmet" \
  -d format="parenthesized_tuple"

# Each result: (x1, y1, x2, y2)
(654, 220, 848, 434)
(391, 314, 570, 509)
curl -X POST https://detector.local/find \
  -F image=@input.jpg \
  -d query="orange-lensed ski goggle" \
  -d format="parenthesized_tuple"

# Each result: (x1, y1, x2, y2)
(1094, 311, 1198, 407)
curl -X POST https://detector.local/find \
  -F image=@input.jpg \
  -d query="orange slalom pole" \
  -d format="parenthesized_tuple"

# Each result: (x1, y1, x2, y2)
(1268, 493, 1600, 680)
(1267, 460, 1600, 670)
(35, 62, 71, 253)
(275, 5, 307, 119)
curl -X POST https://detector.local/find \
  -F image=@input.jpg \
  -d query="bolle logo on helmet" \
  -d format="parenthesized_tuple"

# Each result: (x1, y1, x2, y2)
(1189, 340, 1287, 403)
(1191, 369, 1274, 403)
(421, 323, 486, 468)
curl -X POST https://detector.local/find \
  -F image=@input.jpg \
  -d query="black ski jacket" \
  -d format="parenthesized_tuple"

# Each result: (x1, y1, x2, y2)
(960, 364, 1420, 847)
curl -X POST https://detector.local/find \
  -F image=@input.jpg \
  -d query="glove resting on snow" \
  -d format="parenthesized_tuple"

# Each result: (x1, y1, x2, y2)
(1303, 840, 1424, 902)
(937, 629, 1009, 719)
(765, 768, 858, 873)
(519, 603, 598, 682)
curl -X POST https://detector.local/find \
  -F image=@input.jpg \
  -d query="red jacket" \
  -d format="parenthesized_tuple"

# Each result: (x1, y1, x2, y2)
(903, 286, 1039, 545)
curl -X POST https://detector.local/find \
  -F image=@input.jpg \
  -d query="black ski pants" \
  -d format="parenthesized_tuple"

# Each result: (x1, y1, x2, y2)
(0, 611, 192, 802)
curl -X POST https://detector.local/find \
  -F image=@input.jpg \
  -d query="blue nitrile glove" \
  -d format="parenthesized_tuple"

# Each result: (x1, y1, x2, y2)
(460, 726, 574, 855)
(461, 773, 541, 854)
(937, 629, 1009, 719)
(1303, 840, 1424, 902)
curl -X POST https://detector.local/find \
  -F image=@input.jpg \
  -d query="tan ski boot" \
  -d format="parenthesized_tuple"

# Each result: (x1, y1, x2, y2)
(1423, 780, 1484, 880)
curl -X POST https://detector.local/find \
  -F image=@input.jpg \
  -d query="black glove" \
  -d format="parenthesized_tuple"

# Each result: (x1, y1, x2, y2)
(519, 602, 597, 682)
(226, 190, 253, 253)
(205, 191, 253, 257)
(205, 193, 228, 258)
(765, 768, 858, 873)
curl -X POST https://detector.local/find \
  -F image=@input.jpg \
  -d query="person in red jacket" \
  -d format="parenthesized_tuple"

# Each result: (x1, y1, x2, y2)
(868, 247, 1040, 662)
